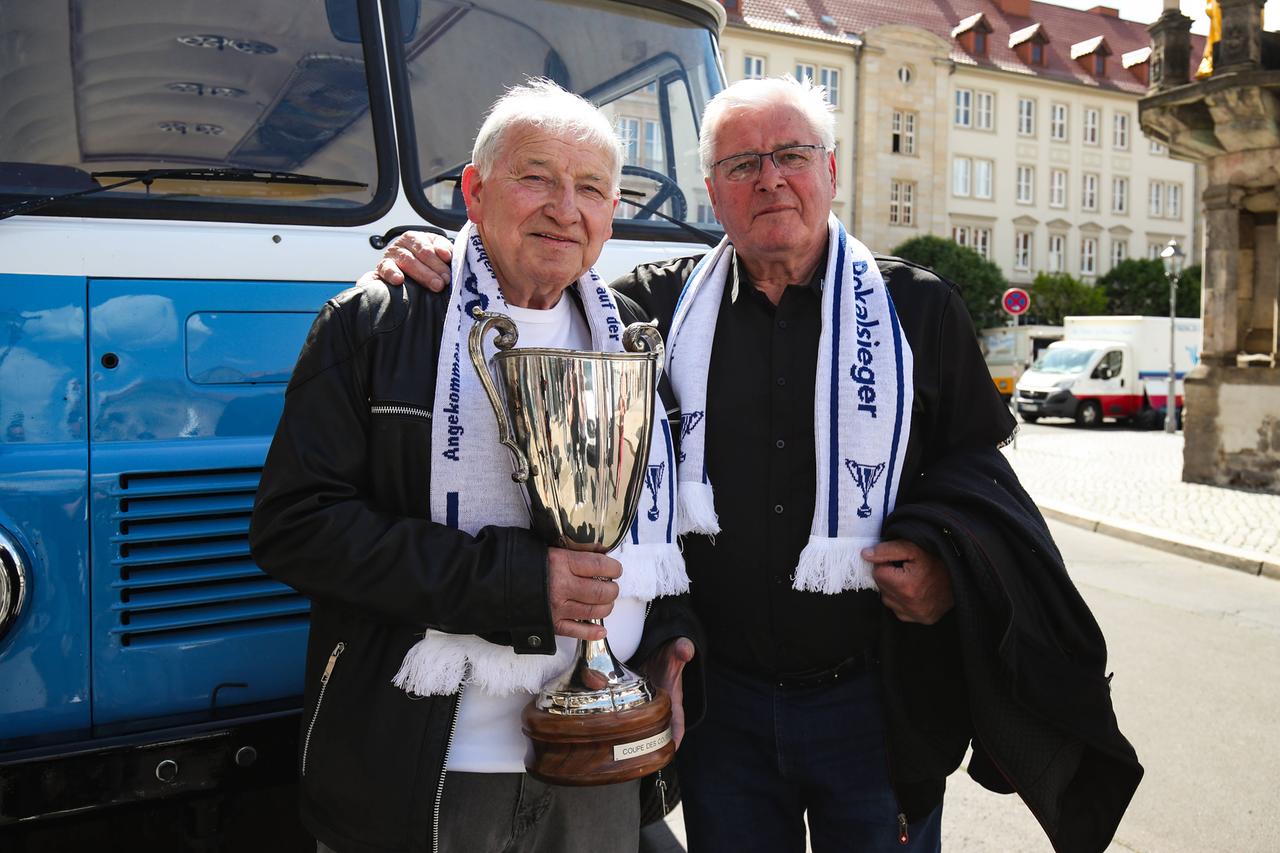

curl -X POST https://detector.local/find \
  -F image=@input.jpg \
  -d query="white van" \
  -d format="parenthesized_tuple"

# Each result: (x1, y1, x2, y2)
(1014, 316, 1201, 426)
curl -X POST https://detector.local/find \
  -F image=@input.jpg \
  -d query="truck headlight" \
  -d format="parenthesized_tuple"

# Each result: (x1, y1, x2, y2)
(1055, 379, 1075, 390)
(0, 528, 28, 642)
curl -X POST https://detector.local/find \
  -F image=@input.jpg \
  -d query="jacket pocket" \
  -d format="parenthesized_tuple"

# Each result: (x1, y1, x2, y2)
(302, 640, 345, 777)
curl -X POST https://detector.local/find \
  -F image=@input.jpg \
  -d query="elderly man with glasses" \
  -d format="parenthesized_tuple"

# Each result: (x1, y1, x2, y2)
(371, 76, 1141, 853)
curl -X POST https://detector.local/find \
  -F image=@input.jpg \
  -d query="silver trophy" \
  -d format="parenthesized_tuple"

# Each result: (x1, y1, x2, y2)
(468, 307, 674, 786)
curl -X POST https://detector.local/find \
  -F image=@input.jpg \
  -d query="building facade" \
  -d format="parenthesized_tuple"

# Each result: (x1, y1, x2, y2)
(719, 0, 1202, 285)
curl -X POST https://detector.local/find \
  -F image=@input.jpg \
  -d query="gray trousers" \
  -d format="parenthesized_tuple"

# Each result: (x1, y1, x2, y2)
(317, 772, 639, 853)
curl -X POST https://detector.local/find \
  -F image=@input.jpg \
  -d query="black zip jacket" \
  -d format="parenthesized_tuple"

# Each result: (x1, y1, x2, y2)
(882, 447, 1143, 853)
(250, 279, 703, 853)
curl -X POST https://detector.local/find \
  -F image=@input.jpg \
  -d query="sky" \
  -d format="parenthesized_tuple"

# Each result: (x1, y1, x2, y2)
(1045, 0, 1277, 35)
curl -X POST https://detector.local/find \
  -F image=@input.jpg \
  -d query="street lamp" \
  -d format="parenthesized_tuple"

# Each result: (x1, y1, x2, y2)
(1160, 239, 1186, 433)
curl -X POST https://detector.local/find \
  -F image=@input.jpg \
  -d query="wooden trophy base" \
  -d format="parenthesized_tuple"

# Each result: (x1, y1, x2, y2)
(521, 689, 675, 786)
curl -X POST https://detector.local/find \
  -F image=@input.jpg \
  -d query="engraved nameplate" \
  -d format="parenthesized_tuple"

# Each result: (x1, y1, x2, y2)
(612, 728, 672, 762)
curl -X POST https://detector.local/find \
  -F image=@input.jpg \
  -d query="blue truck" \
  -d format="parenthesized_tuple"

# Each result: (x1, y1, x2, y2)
(0, 0, 724, 845)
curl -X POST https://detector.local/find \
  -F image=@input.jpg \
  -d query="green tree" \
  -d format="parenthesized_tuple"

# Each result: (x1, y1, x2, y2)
(1177, 264, 1202, 318)
(889, 235, 1008, 330)
(1098, 258, 1202, 318)
(1026, 272, 1108, 325)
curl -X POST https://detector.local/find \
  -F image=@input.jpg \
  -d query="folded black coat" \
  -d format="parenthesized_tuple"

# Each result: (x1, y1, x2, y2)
(880, 447, 1143, 853)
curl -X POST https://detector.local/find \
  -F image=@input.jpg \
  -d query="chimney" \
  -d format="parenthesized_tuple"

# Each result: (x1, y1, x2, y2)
(992, 0, 1031, 17)
(1088, 6, 1120, 17)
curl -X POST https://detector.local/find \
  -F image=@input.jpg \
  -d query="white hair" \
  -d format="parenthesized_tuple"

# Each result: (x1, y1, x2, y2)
(698, 76, 836, 176)
(471, 79, 622, 191)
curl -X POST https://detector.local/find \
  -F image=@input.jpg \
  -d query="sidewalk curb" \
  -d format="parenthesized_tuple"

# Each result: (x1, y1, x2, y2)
(1037, 501, 1280, 581)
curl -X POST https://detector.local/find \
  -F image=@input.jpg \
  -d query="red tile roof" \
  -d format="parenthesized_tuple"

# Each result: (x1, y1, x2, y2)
(732, 0, 1207, 95)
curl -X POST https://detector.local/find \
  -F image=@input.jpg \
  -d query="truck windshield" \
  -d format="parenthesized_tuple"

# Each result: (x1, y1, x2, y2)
(393, 0, 723, 239)
(0, 0, 389, 220)
(1032, 347, 1098, 374)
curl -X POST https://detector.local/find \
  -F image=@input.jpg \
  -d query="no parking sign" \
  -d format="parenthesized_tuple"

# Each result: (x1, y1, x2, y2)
(1002, 287, 1030, 317)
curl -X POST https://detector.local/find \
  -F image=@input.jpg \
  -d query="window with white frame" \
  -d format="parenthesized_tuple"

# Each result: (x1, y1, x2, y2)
(1081, 237, 1098, 275)
(975, 91, 994, 130)
(643, 120, 663, 170)
(953, 156, 971, 196)
(1147, 242, 1164, 260)
(1050, 103, 1068, 141)
(955, 88, 972, 127)
(820, 67, 840, 107)
(1014, 231, 1033, 271)
(795, 63, 815, 83)
(1149, 181, 1164, 217)
(1083, 173, 1099, 211)
(1083, 108, 1100, 145)
(974, 227, 992, 259)
(1112, 176, 1129, 214)
(952, 225, 971, 247)
(696, 202, 717, 224)
(1048, 233, 1066, 272)
(1167, 184, 1181, 219)
(974, 159, 993, 199)
(1016, 165, 1034, 204)
(1111, 239, 1128, 268)
(1050, 169, 1067, 208)
(892, 111, 916, 155)
(889, 180, 915, 226)
(1017, 97, 1035, 136)
(1113, 112, 1130, 150)
(1150, 139, 1167, 155)
(744, 54, 765, 79)
(618, 117, 640, 165)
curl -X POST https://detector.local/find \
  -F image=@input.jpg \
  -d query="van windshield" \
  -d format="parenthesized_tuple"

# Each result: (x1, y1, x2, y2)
(0, 0, 389, 219)
(1031, 347, 1098, 374)
(394, 0, 723, 238)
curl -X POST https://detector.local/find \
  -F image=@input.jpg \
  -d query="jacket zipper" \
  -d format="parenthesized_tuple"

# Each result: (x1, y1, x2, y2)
(301, 641, 345, 776)
(371, 403, 432, 419)
(432, 666, 468, 853)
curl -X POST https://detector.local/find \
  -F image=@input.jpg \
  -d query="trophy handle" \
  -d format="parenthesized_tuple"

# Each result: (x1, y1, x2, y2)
(468, 307, 530, 483)
(622, 321, 665, 380)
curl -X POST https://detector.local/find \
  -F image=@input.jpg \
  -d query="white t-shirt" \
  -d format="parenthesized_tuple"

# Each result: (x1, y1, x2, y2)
(445, 293, 647, 773)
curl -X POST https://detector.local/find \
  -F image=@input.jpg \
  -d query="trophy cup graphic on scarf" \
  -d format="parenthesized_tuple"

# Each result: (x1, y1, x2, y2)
(469, 308, 673, 786)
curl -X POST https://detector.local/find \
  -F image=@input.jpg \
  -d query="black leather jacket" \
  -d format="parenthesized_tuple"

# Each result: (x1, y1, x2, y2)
(250, 280, 700, 853)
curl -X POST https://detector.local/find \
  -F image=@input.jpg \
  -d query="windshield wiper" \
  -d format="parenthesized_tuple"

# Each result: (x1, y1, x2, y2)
(0, 167, 368, 221)
(617, 190, 721, 248)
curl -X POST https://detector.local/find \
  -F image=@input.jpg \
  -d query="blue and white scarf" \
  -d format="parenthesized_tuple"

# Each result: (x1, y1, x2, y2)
(665, 214, 914, 594)
(392, 222, 687, 697)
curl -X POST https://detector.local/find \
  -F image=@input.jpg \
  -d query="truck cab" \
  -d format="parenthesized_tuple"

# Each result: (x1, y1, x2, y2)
(0, 0, 725, 838)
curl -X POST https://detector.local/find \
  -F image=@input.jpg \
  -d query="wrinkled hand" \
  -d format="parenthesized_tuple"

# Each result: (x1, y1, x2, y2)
(375, 230, 454, 290)
(863, 539, 954, 625)
(547, 549, 621, 642)
(642, 637, 695, 748)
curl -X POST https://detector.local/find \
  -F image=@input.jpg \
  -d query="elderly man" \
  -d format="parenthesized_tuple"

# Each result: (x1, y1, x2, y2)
(374, 77, 1141, 853)
(250, 80, 697, 853)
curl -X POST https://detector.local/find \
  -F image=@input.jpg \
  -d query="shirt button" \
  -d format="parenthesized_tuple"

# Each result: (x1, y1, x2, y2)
(774, 504, 784, 515)
(527, 635, 542, 648)
(775, 439, 786, 449)
(778, 319, 788, 329)
(776, 376, 786, 386)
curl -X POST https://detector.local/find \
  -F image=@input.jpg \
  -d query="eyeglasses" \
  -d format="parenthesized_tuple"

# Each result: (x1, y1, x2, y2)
(711, 144, 825, 183)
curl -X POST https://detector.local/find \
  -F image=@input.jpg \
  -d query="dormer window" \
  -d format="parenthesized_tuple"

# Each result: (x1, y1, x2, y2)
(1009, 23, 1050, 68)
(952, 13, 993, 58)
(1071, 36, 1112, 78)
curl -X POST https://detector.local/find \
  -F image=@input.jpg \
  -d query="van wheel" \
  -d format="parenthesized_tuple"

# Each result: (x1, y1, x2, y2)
(1075, 400, 1102, 428)
(1020, 413, 1039, 424)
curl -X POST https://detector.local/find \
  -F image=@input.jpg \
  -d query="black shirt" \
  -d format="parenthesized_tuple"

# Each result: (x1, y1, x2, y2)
(612, 248, 1015, 679)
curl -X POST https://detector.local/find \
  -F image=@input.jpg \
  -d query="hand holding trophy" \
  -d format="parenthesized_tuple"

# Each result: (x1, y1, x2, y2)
(468, 308, 674, 786)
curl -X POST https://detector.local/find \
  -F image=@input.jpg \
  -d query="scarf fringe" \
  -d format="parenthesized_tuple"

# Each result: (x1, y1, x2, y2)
(616, 542, 690, 600)
(792, 537, 880, 595)
(392, 631, 570, 697)
(677, 483, 721, 536)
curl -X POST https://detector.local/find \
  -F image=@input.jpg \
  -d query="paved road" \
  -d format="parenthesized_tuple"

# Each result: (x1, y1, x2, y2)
(1001, 420, 1280, 568)
(644, 520, 1280, 853)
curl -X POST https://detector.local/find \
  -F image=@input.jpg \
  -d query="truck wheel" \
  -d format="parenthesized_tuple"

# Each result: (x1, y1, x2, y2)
(1020, 412, 1039, 424)
(1075, 400, 1102, 428)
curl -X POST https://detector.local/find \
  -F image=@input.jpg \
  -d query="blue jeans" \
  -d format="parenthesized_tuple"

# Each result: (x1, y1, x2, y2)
(676, 663, 942, 853)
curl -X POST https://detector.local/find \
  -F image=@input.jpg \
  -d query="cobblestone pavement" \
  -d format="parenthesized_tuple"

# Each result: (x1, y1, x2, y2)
(1001, 419, 1280, 563)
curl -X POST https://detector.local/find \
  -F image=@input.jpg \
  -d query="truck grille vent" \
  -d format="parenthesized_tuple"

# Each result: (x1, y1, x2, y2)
(109, 467, 308, 648)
